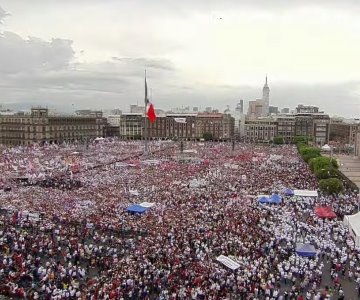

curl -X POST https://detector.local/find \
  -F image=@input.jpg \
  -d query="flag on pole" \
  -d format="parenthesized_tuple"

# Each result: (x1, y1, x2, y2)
(145, 75, 149, 105)
(144, 72, 156, 123)
(147, 103, 157, 123)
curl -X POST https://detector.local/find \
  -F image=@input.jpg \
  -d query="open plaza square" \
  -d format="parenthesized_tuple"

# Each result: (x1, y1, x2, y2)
(0, 140, 360, 299)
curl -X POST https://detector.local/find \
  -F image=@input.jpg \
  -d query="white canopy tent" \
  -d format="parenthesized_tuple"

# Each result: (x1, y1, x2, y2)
(343, 212, 360, 247)
(293, 190, 318, 197)
(321, 144, 331, 152)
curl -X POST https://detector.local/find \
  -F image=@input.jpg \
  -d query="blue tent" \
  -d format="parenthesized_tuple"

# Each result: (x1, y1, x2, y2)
(126, 204, 148, 214)
(296, 243, 316, 257)
(258, 196, 270, 204)
(269, 194, 282, 204)
(284, 188, 294, 196)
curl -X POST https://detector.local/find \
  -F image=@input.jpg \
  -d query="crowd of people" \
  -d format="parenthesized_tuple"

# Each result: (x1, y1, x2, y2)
(0, 139, 360, 299)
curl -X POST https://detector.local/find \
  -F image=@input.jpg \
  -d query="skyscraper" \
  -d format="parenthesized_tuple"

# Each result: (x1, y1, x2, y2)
(262, 75, 270, 116)
(235, 100, 244, 114)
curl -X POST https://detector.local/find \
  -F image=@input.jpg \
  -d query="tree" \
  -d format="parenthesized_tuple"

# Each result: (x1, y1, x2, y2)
(273, 136, 284, 145)
(314, 166, 337, 180)
(293, 136, 309, 145)
(299, 146, 321, 162)
(319, 178, 344, 194)
(203, 132, 213, 141)
(309, 156, 339, 172)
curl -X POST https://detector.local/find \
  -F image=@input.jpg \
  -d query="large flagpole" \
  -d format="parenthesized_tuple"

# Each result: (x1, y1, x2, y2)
(144, 70, 149, 155)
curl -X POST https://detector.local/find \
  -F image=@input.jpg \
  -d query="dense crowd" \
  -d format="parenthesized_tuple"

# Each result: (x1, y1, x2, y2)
(0, 139, 359, 299)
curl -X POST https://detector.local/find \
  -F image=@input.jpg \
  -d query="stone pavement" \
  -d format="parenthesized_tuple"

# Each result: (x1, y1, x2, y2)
(336, 155, 360, 190)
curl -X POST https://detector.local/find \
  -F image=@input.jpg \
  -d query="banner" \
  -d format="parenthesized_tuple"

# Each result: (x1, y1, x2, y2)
(174, 118, 187, 124)
(216, 255, 240, 270)
(129, 189, 139, 196)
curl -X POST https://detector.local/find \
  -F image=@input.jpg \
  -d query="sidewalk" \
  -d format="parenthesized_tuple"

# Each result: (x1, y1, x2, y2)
(335, 155, 360, 189)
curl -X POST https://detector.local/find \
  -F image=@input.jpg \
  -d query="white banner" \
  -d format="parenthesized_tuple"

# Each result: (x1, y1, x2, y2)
(293, 190, 318, 197)
(216, 255, 240, 270)
(139, 202, 156, 208)
(174, 118, 187, 124)
(129, 189, 139, 196)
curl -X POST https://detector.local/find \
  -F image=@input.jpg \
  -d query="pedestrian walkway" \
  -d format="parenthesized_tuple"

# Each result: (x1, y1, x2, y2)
(336, 155, 360, 189)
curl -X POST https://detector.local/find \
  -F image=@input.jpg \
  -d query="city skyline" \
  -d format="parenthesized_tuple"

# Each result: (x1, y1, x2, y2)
(0, 1, 359, 117)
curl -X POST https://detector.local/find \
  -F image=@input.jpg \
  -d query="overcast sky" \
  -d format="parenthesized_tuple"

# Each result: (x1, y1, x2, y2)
(0, 0, 359, 117)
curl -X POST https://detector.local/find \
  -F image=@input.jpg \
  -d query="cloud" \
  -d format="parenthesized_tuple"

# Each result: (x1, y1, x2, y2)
(270, 81, 360, 117)
(0, 31, 75, 74)
(112, 57, 175, 71)
(1, 60, 359, 118)
(0, 6, 9, 23)
(0, 1, 359, 118)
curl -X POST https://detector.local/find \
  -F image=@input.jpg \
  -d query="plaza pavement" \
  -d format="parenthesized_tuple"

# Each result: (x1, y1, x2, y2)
(336, 155, 360, 190)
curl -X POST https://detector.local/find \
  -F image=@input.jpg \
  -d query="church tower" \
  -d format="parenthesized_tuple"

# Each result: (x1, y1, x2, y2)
(262, 75, 270, 116)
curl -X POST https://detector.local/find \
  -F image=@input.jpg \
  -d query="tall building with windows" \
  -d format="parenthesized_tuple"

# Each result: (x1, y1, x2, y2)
(235, 100, 244, 114)
(294, 113, 330, 145)
(276, 116, 296, 143)
(262, 75, 270, 116)
(247, 76, 270, 118)
(245, 118, 278, 142)
(119, 113, 143, 139)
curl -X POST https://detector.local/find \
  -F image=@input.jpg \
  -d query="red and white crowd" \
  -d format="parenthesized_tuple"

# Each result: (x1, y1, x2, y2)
(0, 139, 359, 299)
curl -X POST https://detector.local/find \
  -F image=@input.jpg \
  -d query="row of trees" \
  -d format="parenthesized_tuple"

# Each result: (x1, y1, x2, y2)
(296, 136, 344, 195)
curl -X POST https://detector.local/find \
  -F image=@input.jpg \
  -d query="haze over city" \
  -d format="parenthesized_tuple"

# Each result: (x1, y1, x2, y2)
(0, 0, 359, 117)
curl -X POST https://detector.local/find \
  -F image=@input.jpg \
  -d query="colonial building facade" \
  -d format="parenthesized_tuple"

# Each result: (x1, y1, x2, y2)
(120, 112, 235, 140)
(119, 113, 143, 139)
(0, 108, 106, 146)
(276, 116, 296, 143)
(245, 119, 278, 142)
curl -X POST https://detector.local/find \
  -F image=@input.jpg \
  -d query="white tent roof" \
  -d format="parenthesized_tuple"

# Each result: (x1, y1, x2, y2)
(344, 212, 360, 247)
(321, 144, 331, 151)
(293, 190, 318, 197)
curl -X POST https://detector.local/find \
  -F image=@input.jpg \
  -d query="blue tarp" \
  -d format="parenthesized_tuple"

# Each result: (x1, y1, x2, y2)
(126, 204, 148, 214)
(284, 188, 294, 196)
(258, 195, 282, 204)
(258, 196, 270, 204)
(269, 194, 282, 204)
(296, 243, 317, 257)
